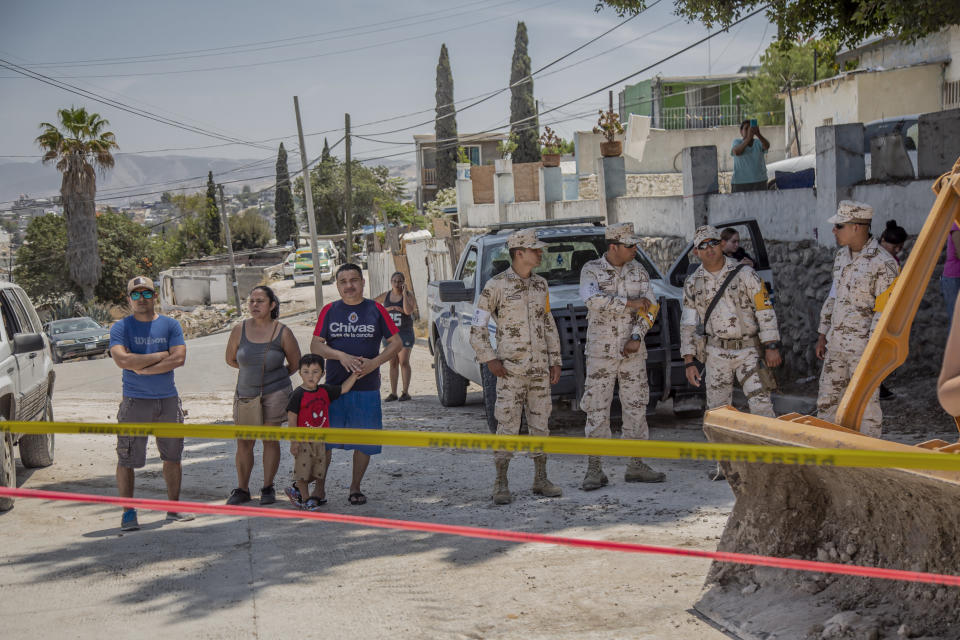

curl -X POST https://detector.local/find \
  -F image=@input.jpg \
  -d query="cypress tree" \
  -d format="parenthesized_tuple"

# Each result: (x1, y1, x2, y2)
(434, 43, 458, 190)
(509, 22, 540, 163)
(321, 137, 331, 162)
(205, 171, 222, 251)
(274, 142, 296, 246)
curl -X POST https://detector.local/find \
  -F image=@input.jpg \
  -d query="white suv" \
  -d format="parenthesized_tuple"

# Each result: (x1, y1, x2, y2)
(0, 282, 56, 511)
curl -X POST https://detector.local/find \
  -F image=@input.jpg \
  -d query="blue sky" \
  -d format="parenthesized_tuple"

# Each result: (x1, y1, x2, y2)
(0, 0, 775, 169)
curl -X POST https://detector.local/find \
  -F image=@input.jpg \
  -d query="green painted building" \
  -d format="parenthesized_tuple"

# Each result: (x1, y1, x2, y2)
(618, 69, 757, 129)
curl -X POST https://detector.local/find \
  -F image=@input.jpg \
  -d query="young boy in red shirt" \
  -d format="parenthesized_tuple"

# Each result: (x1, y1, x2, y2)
(285, 354, 357, 510)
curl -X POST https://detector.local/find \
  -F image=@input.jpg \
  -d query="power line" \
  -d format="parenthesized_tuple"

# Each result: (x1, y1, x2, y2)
(0, 58, 275, 151)
(15, 0, 563, 80)
(22, 0, 509, 68)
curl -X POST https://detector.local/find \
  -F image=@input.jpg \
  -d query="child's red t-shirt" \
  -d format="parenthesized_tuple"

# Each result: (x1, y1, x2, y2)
(285, 384, 343, 428)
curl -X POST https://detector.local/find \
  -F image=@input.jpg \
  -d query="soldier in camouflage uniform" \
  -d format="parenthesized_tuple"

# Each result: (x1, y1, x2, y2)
(816, 201, 899, 438)
(681, 225, 782, 478)
(470, 228, 563, 505)
(578, 222, 665, 490)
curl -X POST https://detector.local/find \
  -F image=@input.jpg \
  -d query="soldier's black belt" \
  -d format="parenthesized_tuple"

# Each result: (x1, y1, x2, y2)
(707, 336, 757, 350)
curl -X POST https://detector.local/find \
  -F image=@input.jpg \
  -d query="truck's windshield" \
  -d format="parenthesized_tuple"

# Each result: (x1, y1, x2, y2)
(479, 235, 661, 288)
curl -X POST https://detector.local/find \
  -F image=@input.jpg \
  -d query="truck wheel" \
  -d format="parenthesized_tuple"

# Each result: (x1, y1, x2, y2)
(434, 344, 467, 407)
(19, 397, 54, 468)
(0, 432, 14, 511)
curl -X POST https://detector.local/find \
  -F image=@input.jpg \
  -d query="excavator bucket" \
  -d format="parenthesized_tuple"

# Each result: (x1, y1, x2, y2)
(694, 158, 960, 639)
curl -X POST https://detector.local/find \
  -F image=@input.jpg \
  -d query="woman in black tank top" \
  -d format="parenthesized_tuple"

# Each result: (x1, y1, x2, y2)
(375, 271, 417, 401)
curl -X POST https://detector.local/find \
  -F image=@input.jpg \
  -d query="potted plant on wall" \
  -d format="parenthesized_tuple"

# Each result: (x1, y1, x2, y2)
(495, 134, 518, 173)
(593, 109, 625, 158)
(539, 126, 562, 167)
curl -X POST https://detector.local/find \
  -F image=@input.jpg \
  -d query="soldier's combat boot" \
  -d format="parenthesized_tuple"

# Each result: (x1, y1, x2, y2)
(625, 457, 666, 483)
(492, 458, 513, 505)
(532, 456, 563, 497)
(581, 456, 608, 491)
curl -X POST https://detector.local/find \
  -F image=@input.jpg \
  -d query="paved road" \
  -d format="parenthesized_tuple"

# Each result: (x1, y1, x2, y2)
(1, 310, 735, 639)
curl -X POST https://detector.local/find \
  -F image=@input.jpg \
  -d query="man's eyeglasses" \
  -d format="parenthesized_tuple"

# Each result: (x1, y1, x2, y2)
(834, 223, 845, 230)
(130, 290, 154, 300)
(697, 239, 721, 250)
(617, 242, 637, 249)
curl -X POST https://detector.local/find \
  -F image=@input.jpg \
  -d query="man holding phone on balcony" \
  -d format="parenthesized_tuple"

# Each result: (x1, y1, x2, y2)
(731, 119, 770, 192)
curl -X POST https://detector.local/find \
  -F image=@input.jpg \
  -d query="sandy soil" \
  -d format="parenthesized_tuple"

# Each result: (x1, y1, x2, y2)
(1, 314, 737, 639)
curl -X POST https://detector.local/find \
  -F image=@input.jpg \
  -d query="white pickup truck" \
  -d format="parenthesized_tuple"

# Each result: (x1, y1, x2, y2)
(0, 282, 56, 511)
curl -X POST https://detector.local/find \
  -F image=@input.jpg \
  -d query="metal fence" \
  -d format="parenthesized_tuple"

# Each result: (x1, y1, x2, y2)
(658, 105, 752, 130)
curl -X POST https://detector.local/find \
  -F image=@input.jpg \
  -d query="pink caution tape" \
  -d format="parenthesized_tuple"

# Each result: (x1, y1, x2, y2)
(4, 486, 959, 587)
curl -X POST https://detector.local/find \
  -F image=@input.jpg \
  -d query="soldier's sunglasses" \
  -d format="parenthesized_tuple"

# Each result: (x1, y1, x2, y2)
(696, 239, 721, 250)
(130, 290, 154, 300)
(616, 242, 637, 249)
(834, 223, 845, 230)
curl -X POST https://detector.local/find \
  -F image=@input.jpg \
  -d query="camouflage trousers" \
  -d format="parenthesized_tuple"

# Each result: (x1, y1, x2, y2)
(581, 354, 649, 440)
(817, 348, 882, 438)
(494, 372, 552, 461)
(705, 345, 775, 417)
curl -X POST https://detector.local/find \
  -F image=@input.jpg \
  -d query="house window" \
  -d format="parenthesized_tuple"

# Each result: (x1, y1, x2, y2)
(463, 145, 481, 165)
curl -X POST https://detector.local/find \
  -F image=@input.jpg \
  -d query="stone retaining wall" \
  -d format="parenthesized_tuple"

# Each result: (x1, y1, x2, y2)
(638, 235, 950, 381)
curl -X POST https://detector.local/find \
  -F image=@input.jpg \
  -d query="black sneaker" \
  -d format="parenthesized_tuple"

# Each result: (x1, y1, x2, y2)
(260, 485, 276, 505)
(398, 392, 412, 402)
(226, 488, 252, 505)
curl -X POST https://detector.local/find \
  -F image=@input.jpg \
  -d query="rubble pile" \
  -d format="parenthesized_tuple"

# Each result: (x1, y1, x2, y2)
(165, 304, 239, 339)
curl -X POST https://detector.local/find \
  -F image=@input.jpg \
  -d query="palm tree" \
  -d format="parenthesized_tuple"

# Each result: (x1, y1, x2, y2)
(36, 107, 119, 300)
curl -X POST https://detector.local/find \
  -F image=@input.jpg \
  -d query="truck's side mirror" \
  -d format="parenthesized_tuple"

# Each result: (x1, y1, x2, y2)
(437, 281, 474, 303)
(13, 332, 44, 354)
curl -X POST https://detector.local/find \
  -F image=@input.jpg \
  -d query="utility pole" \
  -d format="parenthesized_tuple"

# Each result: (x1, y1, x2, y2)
(344, 112, 353, 263)
(294, 96, 323, 312)
(217, 184, 242, 314)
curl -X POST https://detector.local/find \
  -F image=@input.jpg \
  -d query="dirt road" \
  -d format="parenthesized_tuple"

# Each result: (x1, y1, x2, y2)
(2, 313, 737, 639)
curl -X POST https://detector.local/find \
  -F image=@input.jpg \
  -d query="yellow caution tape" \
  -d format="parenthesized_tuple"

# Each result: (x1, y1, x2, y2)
(4, 419, 960, 472)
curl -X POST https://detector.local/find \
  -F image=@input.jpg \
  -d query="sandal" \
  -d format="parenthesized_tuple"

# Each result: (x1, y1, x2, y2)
(384, 393, 398, 402)
(348, 491, 367, 505)
(304, 497, 327, 511)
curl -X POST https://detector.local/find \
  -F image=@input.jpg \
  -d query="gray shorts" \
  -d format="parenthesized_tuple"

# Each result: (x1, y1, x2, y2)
(116, 396, 185, 469)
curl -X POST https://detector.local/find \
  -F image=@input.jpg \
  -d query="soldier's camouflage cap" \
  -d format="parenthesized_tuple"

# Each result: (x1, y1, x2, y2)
(506, 228, 547, 249)
(828, 200, 874, 225)
(693, 225, 722, 246)
(605, 222, 640, 245)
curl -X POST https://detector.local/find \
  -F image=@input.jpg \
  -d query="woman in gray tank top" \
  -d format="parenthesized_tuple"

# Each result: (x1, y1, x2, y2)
(224, 286, 301, 506)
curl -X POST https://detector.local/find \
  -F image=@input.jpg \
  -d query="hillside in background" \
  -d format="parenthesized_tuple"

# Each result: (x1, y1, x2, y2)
(0, 154, 417, 207)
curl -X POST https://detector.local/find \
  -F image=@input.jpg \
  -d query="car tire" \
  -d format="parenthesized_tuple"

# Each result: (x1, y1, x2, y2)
(19, 397, 54, 469)
(0, 431, 14, 512)
(434, 343, 467, 408)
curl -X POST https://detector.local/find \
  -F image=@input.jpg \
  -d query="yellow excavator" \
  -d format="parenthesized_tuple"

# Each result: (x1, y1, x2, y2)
(695, 158, 960, 639)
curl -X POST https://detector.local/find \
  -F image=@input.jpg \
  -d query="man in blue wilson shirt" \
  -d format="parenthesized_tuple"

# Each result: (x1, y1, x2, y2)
(311, 264, 402, 505)
(109, 276, 191, 531)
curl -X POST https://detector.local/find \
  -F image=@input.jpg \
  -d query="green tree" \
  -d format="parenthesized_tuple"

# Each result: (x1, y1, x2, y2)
(425, 187, 457, 217)
(35, 106, 119, 300)
(509, 22, 540, 163)
(594, 0, 960, 48)
(169, 192, 215, 259)
(229, 208, 271, 250)
(294, 157, 399, 234)
(742, 39, 839, 127)
(274, 142, 297, 246)
(205, 171, 221, 251)
(14, 211, 168, 304)
(435, 43, 458, 190)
